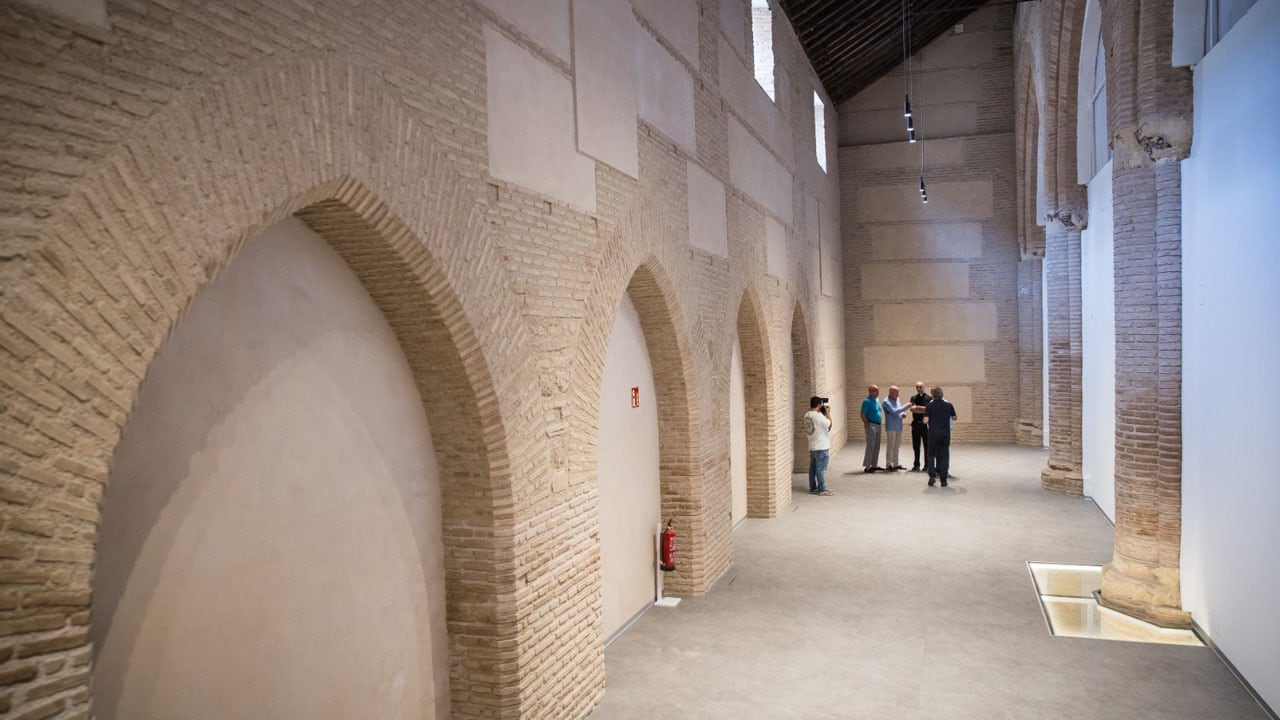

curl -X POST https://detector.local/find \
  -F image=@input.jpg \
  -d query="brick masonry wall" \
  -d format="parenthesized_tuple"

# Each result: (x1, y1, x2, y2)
(839, 4, 1022, 446)
(0, 0, 843, 718)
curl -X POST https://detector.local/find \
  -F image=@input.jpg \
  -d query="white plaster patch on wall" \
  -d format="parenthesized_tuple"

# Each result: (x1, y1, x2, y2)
(803, 192, 819, 248)
(476, 0, 571, 63)
(687, 161, 728, 257)
(872, 303, 998, 342)
(861, 262, 970, 300)
(870, 222, 984, 260)
(636, 28, 697, 155)
(864, 345, 987, 384)
(819, 297, 842, 347)
(819, 203, 839, 296)
(720, 0, 749, 58)
(765, 215, 787, 279)
(631, 0, 700, 69)
(729, 115, 794, 225)
(718, 34, 795, 165)
(485, 26, 596, 213)
(16, 0, 108, 28)
(857, 180, 993, 223)
(574, 0, 639, 178)
(824, 345, 843, 389)
(858, 137, 966, 169)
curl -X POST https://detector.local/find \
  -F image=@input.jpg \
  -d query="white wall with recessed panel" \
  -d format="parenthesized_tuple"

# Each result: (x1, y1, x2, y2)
(730, 338, 748, 525)
(598, 294, 661, 639)
(1180, 1, 1280, 710)
(1080, 161, 1115, 522)
(93, 218, 449, 720)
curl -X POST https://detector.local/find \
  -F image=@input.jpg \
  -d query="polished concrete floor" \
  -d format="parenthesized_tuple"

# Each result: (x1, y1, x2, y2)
(591, 443, 1267, 719)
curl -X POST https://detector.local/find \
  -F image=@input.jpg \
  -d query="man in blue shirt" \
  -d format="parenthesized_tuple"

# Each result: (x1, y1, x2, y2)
(881, 385, 910, 471)
(860, 385, 884, 473)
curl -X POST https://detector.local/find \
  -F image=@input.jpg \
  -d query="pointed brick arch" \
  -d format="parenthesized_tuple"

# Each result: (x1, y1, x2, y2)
(789, 302, 818, 474)
(735, 287, 782, 517)
(575, 254, 705, 594)
(0, 56, 544, 719)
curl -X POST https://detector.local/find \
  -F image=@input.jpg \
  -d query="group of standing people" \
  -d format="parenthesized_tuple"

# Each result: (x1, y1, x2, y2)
(802, 382, 958, 495)
(858, 382, 957, 487)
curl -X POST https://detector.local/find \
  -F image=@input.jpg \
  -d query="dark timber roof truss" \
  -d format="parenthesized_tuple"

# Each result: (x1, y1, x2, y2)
(777, 0, 1006, 104)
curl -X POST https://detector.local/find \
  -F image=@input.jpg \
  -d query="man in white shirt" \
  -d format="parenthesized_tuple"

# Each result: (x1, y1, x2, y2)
(804, 396, 834, 496)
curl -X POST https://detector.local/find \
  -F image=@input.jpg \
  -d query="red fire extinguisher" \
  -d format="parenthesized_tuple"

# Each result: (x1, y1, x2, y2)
(660, 519, 676, 572)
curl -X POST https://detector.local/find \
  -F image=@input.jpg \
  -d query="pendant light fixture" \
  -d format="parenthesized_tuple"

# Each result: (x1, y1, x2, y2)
(902, 0, 913, 142)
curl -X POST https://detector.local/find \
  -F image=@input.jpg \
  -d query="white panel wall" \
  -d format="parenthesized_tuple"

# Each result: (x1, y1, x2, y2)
(93, 218, 448, 720)
(477, 0, 572, 62)
(720, 0, 749, 57)
(1081, 160, 1115, 522)
(718, 34, 795, 164)
(631, 0, 700, 69)
(687, 161, 728, 257)
(485, 27, 596, 212)
(574, 0, 640, 177)
(1181, 0, 1280, 711)
(764, 215, 787, 278)
(598, 294, 662, 639)
(819, 203, 839, 295)
(729, 116, 794, 225)
(730, 338, 748, 525)
(636, 28, 697, 154)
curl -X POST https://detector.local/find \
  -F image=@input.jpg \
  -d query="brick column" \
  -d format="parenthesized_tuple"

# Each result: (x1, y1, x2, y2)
(1098, 0, 1193, 627)
(1016, 256, 1045, 446)
(1040, 220, 1083, 493)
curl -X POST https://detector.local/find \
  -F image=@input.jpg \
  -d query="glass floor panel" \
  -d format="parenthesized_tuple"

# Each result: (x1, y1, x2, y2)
(1027, 562, 1203, 646)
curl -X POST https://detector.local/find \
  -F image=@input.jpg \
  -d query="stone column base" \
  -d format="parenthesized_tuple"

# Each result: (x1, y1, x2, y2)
(1100, 561, 1192, 628)
(1040, 464, 1082, 496)
(1015, 419, 1043, 446)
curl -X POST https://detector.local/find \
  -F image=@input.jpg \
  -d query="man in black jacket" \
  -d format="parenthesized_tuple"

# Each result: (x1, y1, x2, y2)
(924, 387, 958, 487)
(908, 381, 931, 472)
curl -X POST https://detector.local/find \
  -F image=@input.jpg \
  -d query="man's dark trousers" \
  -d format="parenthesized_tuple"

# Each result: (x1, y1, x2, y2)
(912, 421, 928, 469)
(927, 431, 951, 480)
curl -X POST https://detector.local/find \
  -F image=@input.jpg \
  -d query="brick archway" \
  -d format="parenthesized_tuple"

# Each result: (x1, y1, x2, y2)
(0, 56, 543, 719)
(734, 287, 782, 518)
(789, 302, 818, 474)
(569, 197, 720, 591)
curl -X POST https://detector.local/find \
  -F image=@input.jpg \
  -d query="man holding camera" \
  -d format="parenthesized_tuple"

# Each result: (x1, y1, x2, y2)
(804, 396, 834, 496)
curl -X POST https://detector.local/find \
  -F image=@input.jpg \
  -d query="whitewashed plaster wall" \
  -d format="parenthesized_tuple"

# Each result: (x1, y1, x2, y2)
(729, 338, 748, 525)
(1181, 0, 1280, 710)
(93, 218, 450, 720)
(1080, 161, 1115, 522)
(598, 294, 662, 640)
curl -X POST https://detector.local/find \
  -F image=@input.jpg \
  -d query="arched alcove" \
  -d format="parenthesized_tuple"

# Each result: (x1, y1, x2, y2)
(735, 290, 778, 518)
(94, 215, 450, 718)
(789, 303, 817, 474)
(597, 289, 662, 639)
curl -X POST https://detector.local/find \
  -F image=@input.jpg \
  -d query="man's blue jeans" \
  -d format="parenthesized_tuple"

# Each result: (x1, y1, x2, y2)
(808, 449, 830, 492)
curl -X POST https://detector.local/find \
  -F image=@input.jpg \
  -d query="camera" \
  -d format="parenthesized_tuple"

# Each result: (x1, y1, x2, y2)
(818, 397, 829, 405)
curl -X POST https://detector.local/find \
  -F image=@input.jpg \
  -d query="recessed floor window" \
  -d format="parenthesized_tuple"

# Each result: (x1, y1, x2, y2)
(1028, 562, 1204, 646)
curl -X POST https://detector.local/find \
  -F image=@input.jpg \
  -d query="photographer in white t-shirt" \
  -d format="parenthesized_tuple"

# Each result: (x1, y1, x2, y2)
(804, 396, 833, 496)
